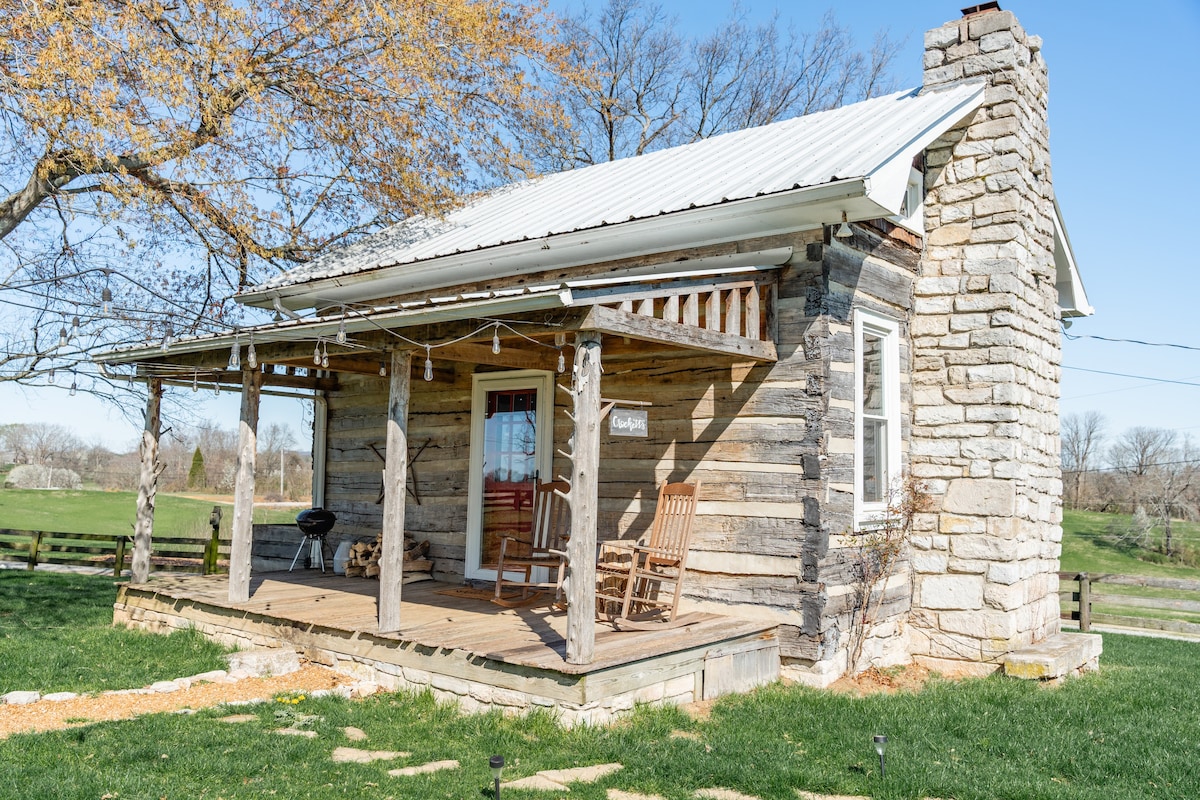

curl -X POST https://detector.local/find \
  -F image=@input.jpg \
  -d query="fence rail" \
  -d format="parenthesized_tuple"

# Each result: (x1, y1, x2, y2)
(1059, 570, 1200, 637)
(0, 527, 228, 576)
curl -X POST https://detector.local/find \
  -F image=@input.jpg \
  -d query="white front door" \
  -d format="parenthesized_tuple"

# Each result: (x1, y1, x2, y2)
(464, 370, 553, 581)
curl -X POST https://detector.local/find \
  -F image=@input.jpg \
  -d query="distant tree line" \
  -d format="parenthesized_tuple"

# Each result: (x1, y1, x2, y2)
(1062, 412, 1197, 562)
(0, 421, 311, 502)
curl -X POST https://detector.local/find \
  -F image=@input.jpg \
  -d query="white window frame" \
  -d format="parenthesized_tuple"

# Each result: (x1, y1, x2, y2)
(853, 310, 902, 527)
(464, 369, 554, 581)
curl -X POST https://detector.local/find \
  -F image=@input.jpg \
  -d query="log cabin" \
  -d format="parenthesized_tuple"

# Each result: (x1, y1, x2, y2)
(98, 4, 1101, 721)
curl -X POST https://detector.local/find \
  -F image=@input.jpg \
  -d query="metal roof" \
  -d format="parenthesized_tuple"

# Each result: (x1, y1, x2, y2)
(243, 81, 987, 307)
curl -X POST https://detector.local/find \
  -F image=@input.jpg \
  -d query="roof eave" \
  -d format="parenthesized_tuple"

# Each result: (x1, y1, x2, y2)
(1053, 199, 1093, 318)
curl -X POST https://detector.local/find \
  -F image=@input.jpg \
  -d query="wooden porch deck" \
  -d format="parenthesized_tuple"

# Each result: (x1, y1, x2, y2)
(115, 571, 779, 723)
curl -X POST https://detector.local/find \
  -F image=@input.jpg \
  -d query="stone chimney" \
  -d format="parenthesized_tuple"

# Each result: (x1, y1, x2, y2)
(907, 6, 1065, 674)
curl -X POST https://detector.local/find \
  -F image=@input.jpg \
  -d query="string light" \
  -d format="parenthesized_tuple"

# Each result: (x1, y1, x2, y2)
(227, 336, 241, 371)
(192, 372, 199, 392)
(423, 345, 433, 382)
(557, 349, 566, 373)
(48, 369, 55, 384)
(58, 327, 68, 348)
(101, 287, 113, 316)
(69, 371, 77, 396)
(246, 337, 257, 370)
(321, 340, 329, 368)
(492, 323, 501, 355)
(70, 315, 80, 339)
(336, 313, 347, 345)
(379, 362, 387, 377)
(313, 340, 322, 366)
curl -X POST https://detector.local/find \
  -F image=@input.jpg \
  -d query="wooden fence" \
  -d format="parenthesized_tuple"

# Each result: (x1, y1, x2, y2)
(1059, 571, 1200, 637)
(0, 527, 227, 577)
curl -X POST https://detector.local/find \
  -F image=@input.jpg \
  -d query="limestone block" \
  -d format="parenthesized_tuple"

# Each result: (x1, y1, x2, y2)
(924, 63, 965, 85)
(914, 405, 964, 425)
(910, 551, 948, 574)
(919, 574, 983, 610)
(925, 24, 961, 50)
(943, 478, 1016, 517)
(987, 562, 1021, 586)
(951, 534, 1017, 561)
(939, 610, 1018, 639)
(225, 648, 301, 677)
(939, 515, 987, 534)
(430, 674, 470, 696)
(984, 582, 1026, 612)
(1003, 633, 1102, 681)
(914, 275, 961, 296)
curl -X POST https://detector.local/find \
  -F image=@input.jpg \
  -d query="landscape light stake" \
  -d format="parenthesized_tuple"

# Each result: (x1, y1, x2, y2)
(490, 754, 504, 800)
(874, 734, 888, 778)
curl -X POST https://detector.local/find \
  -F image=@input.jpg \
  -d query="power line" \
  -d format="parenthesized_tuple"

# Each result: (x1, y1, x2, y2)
(1064, 331, 1200, 352)
(1062, 365, 1200, 389)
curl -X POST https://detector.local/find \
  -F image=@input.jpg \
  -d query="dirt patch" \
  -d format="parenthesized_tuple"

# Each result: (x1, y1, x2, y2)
(0, 665, 351, 739)
(827, 664, 934, 696)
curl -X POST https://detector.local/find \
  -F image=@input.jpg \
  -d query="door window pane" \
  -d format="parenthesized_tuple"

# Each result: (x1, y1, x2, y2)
(479, 389, 538, 568)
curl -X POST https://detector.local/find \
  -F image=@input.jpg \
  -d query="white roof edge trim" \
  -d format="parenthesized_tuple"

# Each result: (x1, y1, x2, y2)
(865, 80, 987, 216)
(1053, 199, 1093, 318)
(239, 179, 871, 311)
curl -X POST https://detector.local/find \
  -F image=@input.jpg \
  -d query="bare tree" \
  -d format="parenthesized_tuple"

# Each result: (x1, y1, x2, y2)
(537, 1, 902, 169)
(1109, 426, 1177, 512)
(1061, 411, 1106, 509)
(1145, 435, 1198, 557)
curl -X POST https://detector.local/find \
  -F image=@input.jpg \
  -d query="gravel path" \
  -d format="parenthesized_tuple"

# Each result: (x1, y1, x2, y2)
(0, 665, 352, 739)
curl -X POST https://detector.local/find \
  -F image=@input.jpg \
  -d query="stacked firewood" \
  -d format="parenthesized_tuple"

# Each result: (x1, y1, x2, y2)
(344, 534, 433, 582)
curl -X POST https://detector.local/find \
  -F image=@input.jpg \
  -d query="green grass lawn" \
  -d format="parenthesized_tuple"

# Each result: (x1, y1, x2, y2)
(0, 632, 1196, 799)
(0, 488, 299, 539)
(0, 571, 231, 694)
(1060, 509, 1200, 579)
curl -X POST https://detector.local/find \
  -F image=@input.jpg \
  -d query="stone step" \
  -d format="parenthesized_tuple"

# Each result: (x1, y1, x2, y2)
(1003, 632, 1102, 681)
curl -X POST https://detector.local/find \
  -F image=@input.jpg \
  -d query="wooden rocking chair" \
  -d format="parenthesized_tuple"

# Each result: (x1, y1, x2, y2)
(492, 480, 571, 608)
(595, 480, 700, 629)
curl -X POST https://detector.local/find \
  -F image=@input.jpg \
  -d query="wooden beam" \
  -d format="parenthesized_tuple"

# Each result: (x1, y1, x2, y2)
(434, 341, 559, 372)
(228, 368, 262, 604)
(131, 378, 162, 583)
(378, 349, 414, 633)
(576, 304, 777, 362)
(566, 331, 601, 665)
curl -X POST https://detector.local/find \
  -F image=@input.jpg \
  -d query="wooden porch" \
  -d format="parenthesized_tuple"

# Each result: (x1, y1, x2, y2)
(115, 571, 779, 724)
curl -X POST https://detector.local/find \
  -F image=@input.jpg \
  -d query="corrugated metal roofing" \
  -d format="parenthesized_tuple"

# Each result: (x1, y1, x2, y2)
(249, 82, 985, 295)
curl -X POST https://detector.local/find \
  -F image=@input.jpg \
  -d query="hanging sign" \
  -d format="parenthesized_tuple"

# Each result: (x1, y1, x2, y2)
(609, 408, 648, 437)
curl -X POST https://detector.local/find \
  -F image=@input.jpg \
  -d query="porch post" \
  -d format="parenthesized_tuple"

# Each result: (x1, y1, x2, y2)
(566, 331, 601, 665)
(131, 378, 163, 583)
(378, 348, 413, 633)
(228, 368, 262, 604)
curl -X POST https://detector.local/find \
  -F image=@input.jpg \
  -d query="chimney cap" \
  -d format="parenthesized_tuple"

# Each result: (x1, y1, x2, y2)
(961, 2, 1001, 16)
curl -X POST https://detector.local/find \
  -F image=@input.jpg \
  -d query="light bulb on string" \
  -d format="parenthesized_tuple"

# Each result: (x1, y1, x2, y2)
(70, 315, 80, 339)
(58, 327, 68, 348)
(424, 346, 433, 382)
(69, 371, 77, 396)
(336, 314, 347, 345)
(321, 340, 329, 369)
(557, 349, 566, 373)
(313, 340, 322, 366)
(246, 339, 257, 370)
(379, 362, 387, 377)
(48, 369, 55, 384)
(228, 337, 241, 371)
(492, 324, 501, 355)
(214, 381, 220, 396)
(192, 372, 198, 393)
(101, 287, 113, 316)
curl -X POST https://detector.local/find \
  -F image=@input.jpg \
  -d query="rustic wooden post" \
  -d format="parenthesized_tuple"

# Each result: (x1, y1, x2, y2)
(113, 535, 127, 578)
(566, 331, 602, 665)
(131, 378, 163, 583)
(27, 530, 43, 570)
(378, 349, 413, 633)
(1077, 572, 1091, 632)
(228, 368, 262, 604)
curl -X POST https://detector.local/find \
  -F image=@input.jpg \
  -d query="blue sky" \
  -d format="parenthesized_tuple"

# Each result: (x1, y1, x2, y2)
(2, 1, 1198, 452)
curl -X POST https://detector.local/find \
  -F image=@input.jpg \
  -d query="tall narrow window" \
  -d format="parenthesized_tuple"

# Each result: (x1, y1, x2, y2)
(854, 311, 901, 524)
